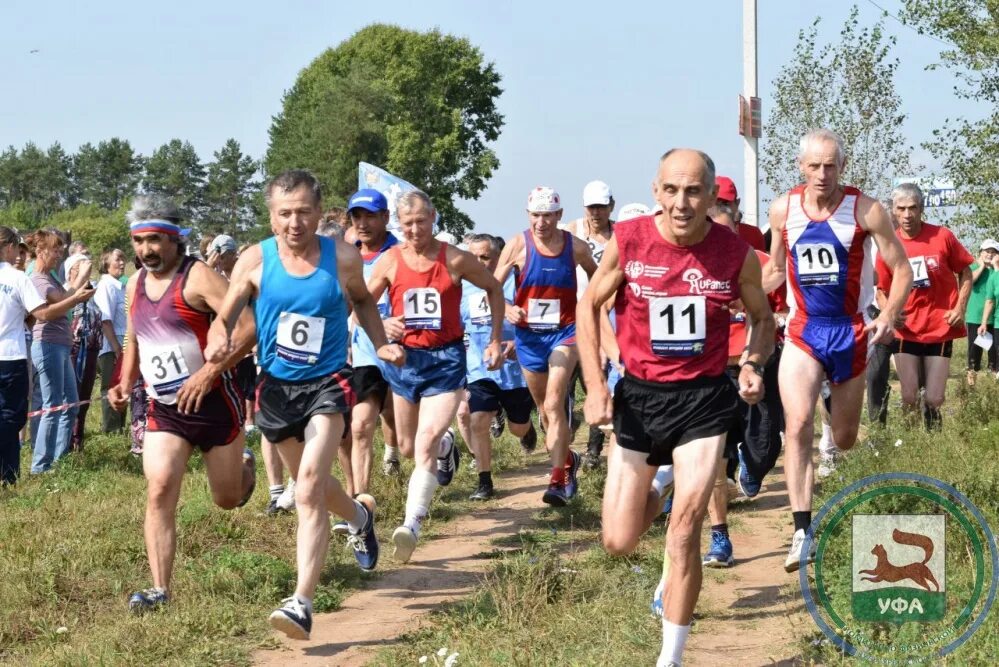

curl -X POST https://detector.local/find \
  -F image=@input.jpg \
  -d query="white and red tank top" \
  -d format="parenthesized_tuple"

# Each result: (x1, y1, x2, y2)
(614, 215, 748, 382)
(783, 185, 874, 321)
(388, 243, 463, 348)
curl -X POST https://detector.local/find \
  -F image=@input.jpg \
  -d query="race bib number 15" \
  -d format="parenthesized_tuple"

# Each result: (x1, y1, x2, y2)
(277, 312, 325, 365)
(403, 288, 442, 330)
(649, 295, 706, 357)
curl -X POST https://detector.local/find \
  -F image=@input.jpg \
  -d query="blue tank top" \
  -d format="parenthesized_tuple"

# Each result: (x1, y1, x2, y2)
(254, 236, 348, 381)
(351, 234, 399, 368)
(514, 230, 577, 331)
(461, 274, 526, 390)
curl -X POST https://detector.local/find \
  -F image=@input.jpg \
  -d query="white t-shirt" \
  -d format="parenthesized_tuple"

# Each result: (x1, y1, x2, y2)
(0, 261, 46, 360)
(561, 219, 612, 298)
(93, 273, 127, 355)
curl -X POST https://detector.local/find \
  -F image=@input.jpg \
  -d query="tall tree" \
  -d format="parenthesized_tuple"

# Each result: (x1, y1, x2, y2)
(762, 7, 912, 201)
(74, 138, 143, 210)
(0, 142, 74, 220)
(204, 139, 260, 230)
(902, 0, 999, 235)
(143, 139, 206, 215)
(266, 24, 504, 234)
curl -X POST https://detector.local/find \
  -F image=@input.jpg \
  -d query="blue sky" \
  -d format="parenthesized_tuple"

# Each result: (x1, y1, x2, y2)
(0, 1, 984, 236)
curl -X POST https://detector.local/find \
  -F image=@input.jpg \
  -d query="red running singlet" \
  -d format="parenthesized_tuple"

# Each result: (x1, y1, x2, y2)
(614, 215, 749, 383)
(389, 243, 463, 348)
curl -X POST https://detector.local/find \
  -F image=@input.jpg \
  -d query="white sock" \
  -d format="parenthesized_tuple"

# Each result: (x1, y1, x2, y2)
(819, 423, 838, 456)
(384, 445, 399, 462)
(657, 621, 690, 666)
(294, 594, 313, 613)
(403, 467, 438, 534)
(652, 465, 674, 497)
(346, 499, 367, 532)
(269, 484, 285, 501)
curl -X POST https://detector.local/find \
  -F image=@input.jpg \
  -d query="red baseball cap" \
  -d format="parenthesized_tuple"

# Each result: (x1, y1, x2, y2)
(715, 176, 738, 203)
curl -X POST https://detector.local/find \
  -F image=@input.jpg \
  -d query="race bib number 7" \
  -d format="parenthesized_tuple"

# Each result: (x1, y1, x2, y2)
(403, 288, 442, 329)
(649, 295, 706, 357)
(909, 256, 931, 288)
(795, 242, 841, 286)
(140, 343, 192, 396)
(527, 298, 560, 332)
(277, 312, 325, 365)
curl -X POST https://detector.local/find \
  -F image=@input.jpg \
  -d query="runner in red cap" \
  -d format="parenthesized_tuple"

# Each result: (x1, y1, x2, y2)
(715, 176, 766, 252)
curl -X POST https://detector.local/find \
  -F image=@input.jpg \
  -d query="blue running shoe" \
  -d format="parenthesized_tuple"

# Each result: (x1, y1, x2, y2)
(651, 577, 666, 618)
(662, 491, 674, 516)
(542, 482, 569, 507)
(238, 448, 256, 508)
(347, 495, 379, 572)
(129, 587, 168, 614)
(737, 448, 761, 499)
(269, 597, 312, 640)
(564, 450, 582, 499)
(435, 428, 459, 486)
(702, 530, 734, 568)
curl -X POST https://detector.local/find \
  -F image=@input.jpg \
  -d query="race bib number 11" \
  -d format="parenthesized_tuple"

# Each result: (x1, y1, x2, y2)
(649, 295, 706, 356)
(277, 312, 325, 365)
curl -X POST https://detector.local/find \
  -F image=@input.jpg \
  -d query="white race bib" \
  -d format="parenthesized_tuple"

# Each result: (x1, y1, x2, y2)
(469, 293, 491, 326)
(527, 298, 560, 331)
(649, 295, 706, 356)
(277, 312, 325, 365)
(140, 343, 192, 396)
(403, 288, 442, 329)
(795, 243, 840, 286)
(909, 256, 931, 288)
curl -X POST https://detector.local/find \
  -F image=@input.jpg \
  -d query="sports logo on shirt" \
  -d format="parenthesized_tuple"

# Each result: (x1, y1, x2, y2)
(683, 268, 731, 295)
(625, 261, 668, 280)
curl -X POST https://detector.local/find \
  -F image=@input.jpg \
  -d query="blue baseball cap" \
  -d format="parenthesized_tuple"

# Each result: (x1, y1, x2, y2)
(348, 189, 389, 213)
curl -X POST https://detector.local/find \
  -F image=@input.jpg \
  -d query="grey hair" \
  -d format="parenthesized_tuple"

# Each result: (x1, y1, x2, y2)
(396, 190, 435, 216)
(708, 203, 734, 218)
(798, 128, 846, 167)
(659, 149, 716, 188)
(317, 218, 345, 240)
(891, 182, 925, 209)
(68, 240, 87, 253)
(264, 169, 322, 207)
(467, 233, 501, 256)
(127, 193, 184, 224)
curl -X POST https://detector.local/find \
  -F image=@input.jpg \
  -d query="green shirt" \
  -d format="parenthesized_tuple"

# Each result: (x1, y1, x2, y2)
(986, 271, 999, 327)
(966, 262, 992, 324)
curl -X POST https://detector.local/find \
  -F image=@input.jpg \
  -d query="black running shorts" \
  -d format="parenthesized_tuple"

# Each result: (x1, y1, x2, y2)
(255, 367, 356, 444)
(889, 339, 953, 358)
(146, 377, 245, 452)
(613, 373, 739, 466)
(352, 364, 389, 406)
(467, 380, 534, 424)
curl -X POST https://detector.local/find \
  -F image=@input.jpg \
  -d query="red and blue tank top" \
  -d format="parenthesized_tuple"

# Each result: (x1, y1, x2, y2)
(514, 230, 577, 332)
(388, 243, 463, 348)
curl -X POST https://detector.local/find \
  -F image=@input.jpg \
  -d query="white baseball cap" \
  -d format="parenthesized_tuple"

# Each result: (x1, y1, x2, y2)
(980, 239, 999, 252)
(527, 186, 562, 213)
(617, 202, 652, 222)
(582, 180, 613, 207)
(435, 231, 457, 245)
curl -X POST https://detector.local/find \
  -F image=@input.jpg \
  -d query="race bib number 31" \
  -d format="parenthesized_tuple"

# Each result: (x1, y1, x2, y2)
(909, 256, 931, 288)
(795, 242, 841, 286)
(403, 288, 442, 329)
(527, 298, 560, 332)
(140, 344, 192, 395)
(277, 312, 325, 365)
(649, 295, 706, 357)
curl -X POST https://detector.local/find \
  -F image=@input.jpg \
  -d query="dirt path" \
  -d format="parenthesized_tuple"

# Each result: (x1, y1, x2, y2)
(254, 455, 812, 667)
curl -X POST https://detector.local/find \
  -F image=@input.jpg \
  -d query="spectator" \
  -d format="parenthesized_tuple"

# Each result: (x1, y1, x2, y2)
(66, 253, 104, 451)
(320, 207, 348, 240)
(95, 249, 128, 433)
(63, 240, 89, 277)
(27, 229, 96, 473)
(966, 239, 999, 384)
(198, 234, 217, 263)
(206, 235, 238, 279)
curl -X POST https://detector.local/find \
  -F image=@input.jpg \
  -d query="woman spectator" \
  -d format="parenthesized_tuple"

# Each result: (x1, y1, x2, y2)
(966, 240, 999, 384)
(1, 226, 93, 484)
(94, 249, 127, 433)
(66, 253, 104, 451)
(26, 229, 96, 473)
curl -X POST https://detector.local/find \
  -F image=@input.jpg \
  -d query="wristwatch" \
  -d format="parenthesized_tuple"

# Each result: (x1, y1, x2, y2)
(740, 360, 764, 377)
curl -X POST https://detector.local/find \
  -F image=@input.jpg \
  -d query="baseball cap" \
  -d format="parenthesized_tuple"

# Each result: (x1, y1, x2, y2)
(527, 187, 562, 213)
(210, 234, 238, 254)
(435, 231, 457, 245)
(715, 176, 738, 203)
(347, 189, 389, 213)
(981, 239, 999, 252)
(582, 180, 612, 207)
(617, 203, 652, 222)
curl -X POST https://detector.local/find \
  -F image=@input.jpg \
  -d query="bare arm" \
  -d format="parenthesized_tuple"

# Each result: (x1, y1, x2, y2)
(101, 320, 122, 357)
(494, 234, 526, 324)
(762, 195, 789, 294)
(572, 236, 598, 278)
(578, 237, 625, 425)
(862, 198, 913, 342)
(737, 250, 775, 404)
(190, 261, 256, 370)
(31, 283, 94, 321)
(971, 260, 987, 282)
(453, 247, 505, 370)
(949, 266, 973, 326)
(205, 245, 261, 364)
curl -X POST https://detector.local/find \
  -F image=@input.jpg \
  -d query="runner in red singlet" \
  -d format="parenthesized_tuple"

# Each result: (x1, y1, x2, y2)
(579, 149, 775, 667)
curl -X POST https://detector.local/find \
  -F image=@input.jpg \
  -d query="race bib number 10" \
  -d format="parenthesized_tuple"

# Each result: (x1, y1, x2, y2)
(527, 298, 560, 331)
(649, 295, 706, 357)
(277, 312, 325, 365)
(795, 242, 840, 286)
(403, 288, 442, 329)
(909, 256, 931, 288)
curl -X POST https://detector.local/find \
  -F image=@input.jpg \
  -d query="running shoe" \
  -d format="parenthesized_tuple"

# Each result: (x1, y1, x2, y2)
(784, 529, 817, 572)
(564, 450, 582, 499)
(737, 448, 762, 498)
(817, 454, 838, 479)
(237, 448, 256, 507)
(542, 482, 570, 507)
(651, 577, 666, 619)
(519, 425, 538, 454)
(469, 482, 494, 501)
(661, 492, 673, 516)
(276, 479, 296, 511)
(382, 458, 401, 476)
(392, 525, 418, 563)
(435, 428, 459, 486)
(347, 495, 379, 572)
(331, 519, 350, 536)
(585, 426, 604, 469)
(702, 530, 734, 568)
(490, 409, 505, 438)
(269, 597, 312, 640)
(265, 498, 281, 516)
(128, 588, 168, 614)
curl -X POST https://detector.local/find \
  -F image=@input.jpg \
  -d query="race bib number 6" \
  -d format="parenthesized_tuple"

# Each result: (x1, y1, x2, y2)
(909, 256, 931, 288)
(527, 298, 560, 332)
(649, 295, 706, 357)
(795, 242, 840, 286)
(277, 312, 325, 365)
(403, 288, 442, 329)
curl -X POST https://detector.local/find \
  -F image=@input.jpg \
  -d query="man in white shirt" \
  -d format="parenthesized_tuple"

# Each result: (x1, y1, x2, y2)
(94, 249, 128, 432)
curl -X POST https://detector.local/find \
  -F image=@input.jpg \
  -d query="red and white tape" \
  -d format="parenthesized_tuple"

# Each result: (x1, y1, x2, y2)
(27, 397, 101, 418)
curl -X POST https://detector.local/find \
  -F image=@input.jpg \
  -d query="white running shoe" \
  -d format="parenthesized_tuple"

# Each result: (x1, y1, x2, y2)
(275, 479, 296, 511)
(784, 528, 817, 572)
(817, 454, 838, 479)
(392, 525, 418, 563)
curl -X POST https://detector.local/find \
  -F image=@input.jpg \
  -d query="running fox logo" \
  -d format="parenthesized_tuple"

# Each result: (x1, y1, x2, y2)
(852, 515, 946, 623)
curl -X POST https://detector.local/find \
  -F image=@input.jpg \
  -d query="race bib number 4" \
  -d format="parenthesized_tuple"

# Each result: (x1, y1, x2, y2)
(795, 242, 841, 286)
(909, 256, 931, 288)
(469, 293, 491, 326)
(649, 295, 706, 357)
(403, 288, 442, 329)
(140, 344, 192, 395)
(527, 298, 560, 331)
(277, 312, 325, 365)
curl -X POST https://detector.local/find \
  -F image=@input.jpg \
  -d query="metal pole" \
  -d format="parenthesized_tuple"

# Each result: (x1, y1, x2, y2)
(743, 0, 760, 230)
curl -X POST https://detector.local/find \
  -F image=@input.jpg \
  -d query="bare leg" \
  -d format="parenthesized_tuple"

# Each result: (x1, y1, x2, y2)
(141, 432, 193, 591)
(705, 459, 728, 527)
(469, 410, 494, 472)
(201, 431, 253, 508)
(455, 394, 473, 458)
(349, 395, 383, 494)
(522, 345, 578, 478)
(602, 445, 659, 555)
(778, 342, 825, 513)
(261, 436, 285, 486)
